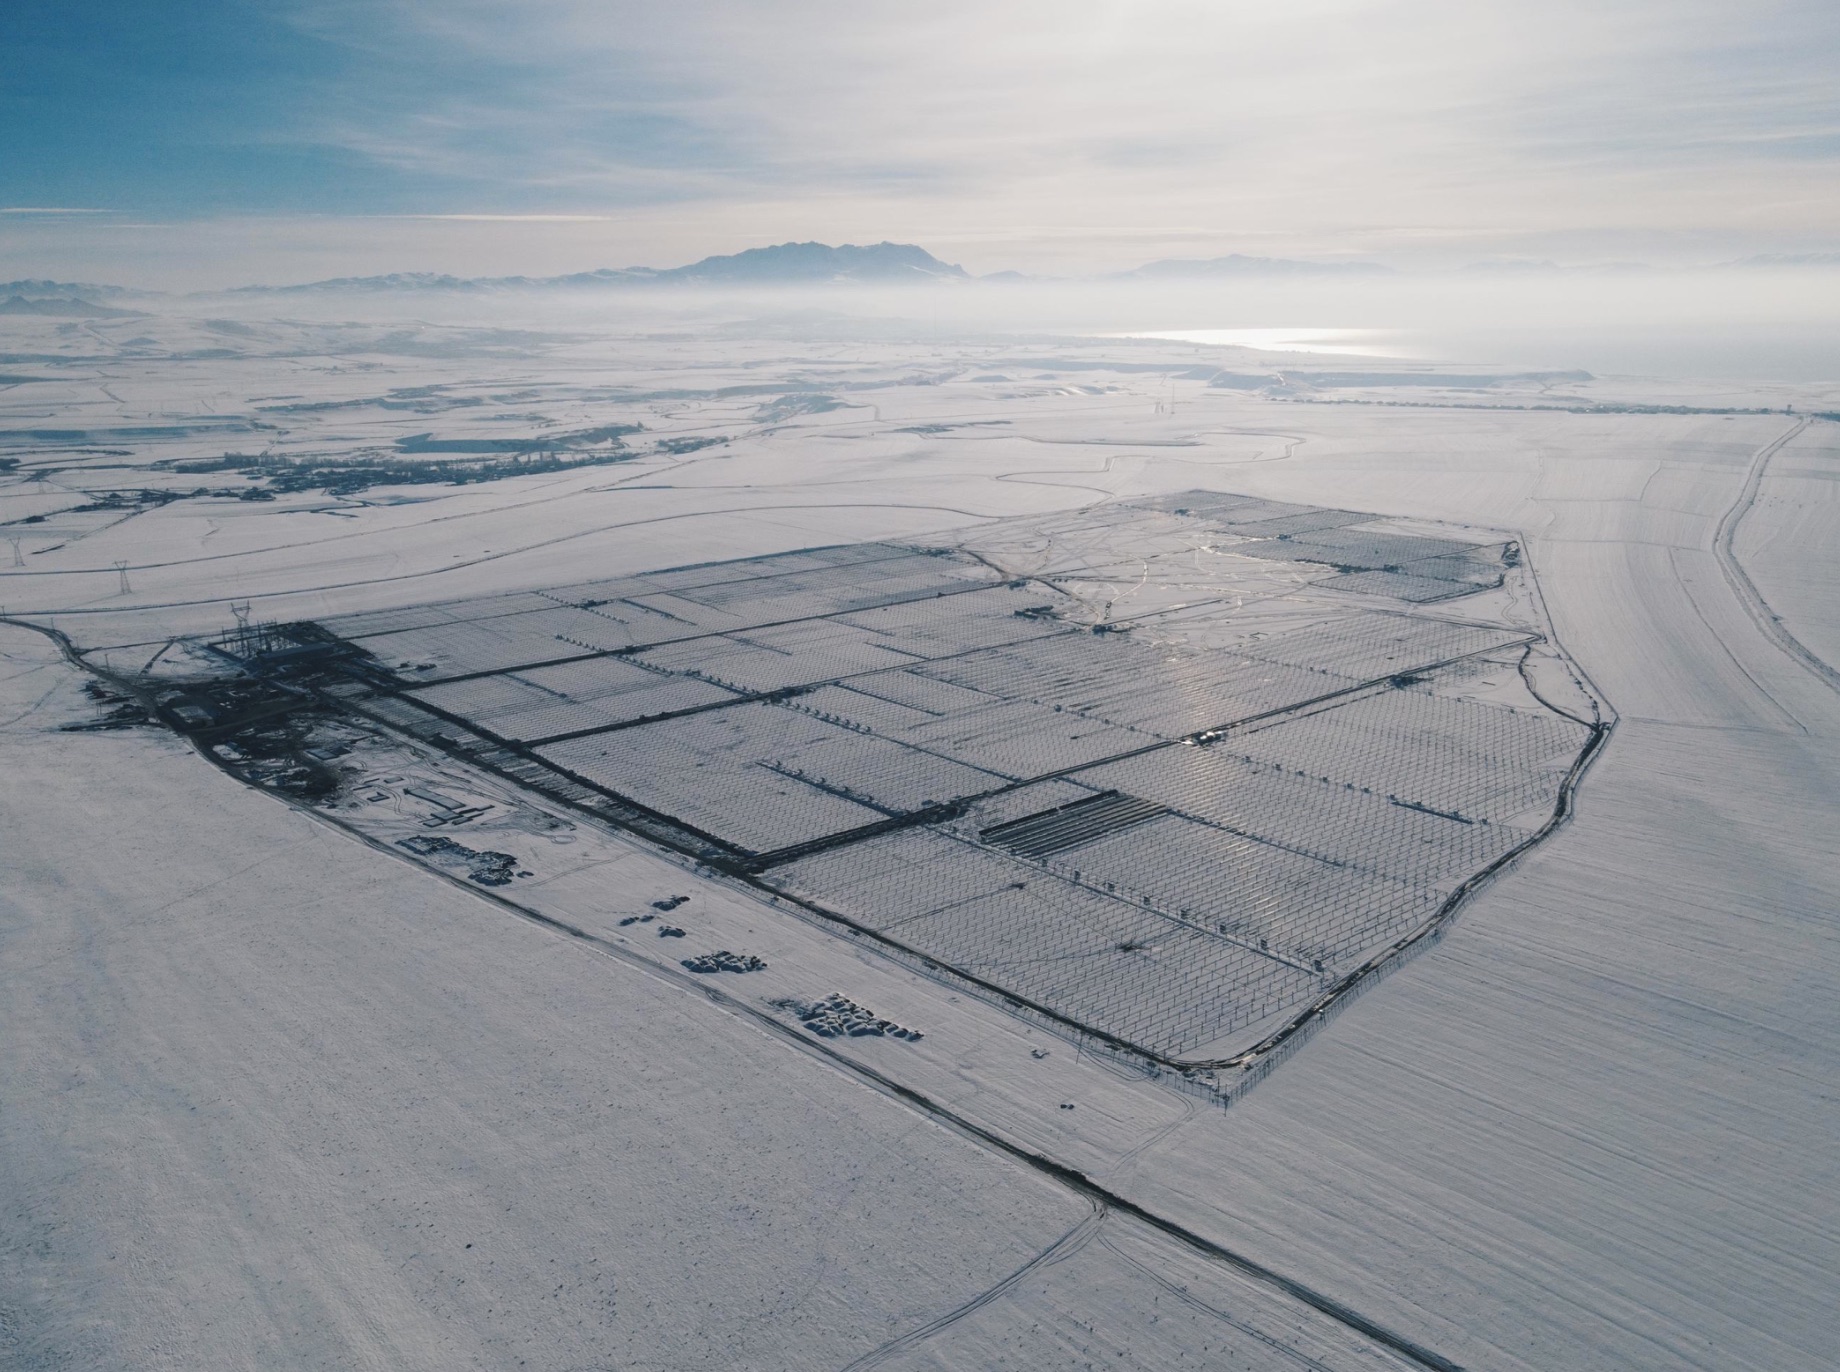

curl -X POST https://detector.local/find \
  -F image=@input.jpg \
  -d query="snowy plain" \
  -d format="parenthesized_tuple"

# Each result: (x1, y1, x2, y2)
(1, 294, 1837, 1370)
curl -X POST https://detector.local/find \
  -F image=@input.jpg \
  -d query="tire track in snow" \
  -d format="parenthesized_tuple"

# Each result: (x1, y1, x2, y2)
(1714, 418, 1840, 696)
(836, 1202, 1107, 1371)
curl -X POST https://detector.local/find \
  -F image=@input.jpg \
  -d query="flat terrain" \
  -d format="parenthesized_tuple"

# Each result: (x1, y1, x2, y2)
(2, 304, 1836, 1369)
(1, 626, 1098, 1371)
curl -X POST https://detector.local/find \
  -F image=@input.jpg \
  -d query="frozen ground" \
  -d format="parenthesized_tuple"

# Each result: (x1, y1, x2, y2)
(2, 298, 1836, 1369)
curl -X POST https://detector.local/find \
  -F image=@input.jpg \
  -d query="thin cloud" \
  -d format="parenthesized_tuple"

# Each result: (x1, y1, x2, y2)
(382, 213, 616, 221)
(277, 0, 1840, 248)
(6, 0, 1840, 269)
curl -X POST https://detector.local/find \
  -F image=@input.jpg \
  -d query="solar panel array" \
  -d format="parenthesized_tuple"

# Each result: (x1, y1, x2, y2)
(292, 497, 1587, 1060)
(1130, 494, 1517, 604)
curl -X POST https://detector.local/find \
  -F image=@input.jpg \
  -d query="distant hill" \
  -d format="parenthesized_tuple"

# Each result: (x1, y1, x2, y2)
(228, 268, 655, 294)
(657, 241, 967, 284)
(0, 294, 145, 318)
(0, 279, 137, 300)
(1121, 254, 1393, 278)
(241, 272, 491, 294)
(1459, 259, 1563, 274)
(237, 242, 969, 294)
(1724, 252, 1840, 269)
(1460, 259, 1653, 275)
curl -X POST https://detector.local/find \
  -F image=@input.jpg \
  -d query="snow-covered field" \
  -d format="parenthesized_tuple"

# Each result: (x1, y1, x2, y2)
(2, 297, 1836, 1370)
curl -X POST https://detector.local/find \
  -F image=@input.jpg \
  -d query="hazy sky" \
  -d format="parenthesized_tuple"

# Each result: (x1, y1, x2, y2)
(6, 0, 1840, 282)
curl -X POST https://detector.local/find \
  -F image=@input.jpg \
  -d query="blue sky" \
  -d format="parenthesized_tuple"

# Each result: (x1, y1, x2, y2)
(5, 0, 1840, 282)
(5, 0, 385, 213)
(2, 0, 745, 216)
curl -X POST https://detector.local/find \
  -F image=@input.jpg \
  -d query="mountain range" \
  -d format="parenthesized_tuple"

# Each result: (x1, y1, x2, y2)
(242, 245, 1392, 293)
(0, 293, 145, 317)
(3, 242, 1836, 302)
(233, 241, 972, 294)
